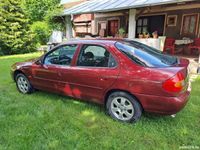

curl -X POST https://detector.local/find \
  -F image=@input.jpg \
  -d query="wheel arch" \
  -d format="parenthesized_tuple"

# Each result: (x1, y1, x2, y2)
(104, 89, 144, 110)
(13, 70, 25, 81)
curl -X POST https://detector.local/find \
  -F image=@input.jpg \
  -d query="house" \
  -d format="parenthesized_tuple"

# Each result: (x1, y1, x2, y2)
(60, 0, 94, 38)
(61, 0, 200, 42)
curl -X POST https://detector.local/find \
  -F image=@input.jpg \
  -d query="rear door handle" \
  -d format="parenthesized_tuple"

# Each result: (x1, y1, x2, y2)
(100, 76, 109, 81)
(58, 72, 62, 77)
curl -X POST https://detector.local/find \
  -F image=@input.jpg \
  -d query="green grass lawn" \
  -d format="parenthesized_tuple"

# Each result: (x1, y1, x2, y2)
(0, 53, 200, 150)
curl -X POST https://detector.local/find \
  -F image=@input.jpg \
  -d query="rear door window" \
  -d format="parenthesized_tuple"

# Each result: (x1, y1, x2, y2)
(115, 41, 177, 67)
(77, 45, 117, 68)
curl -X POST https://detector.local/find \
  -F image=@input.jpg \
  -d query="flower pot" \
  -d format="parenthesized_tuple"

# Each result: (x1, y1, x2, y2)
(144, 34, 150, 39)
(153, 34, 158, 39)
(139, 34, 143, 39)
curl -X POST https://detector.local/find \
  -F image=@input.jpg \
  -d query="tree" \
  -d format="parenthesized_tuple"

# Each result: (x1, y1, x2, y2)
(30, 21, 51, 45)
(22, 0, 65, 45)
(22, 0, 61, 22)
(0, 0, 36, 55)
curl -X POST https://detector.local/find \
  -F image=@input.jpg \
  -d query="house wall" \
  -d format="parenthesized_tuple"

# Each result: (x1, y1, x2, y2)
(137, 2, 200, 39)
(69, 1, 200, 39)
(165, 8, 200, 39)
(74, 14, 94, 22)
(72, 14, 94, 37)
(93, 11, 129, 36)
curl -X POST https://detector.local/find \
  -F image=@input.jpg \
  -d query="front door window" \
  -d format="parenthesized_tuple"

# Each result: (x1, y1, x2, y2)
(44, 45, 78, 66)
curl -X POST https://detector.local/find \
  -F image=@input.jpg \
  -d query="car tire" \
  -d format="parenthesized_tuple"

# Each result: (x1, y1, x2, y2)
(15, 73, 34, 94)
(106, 91, 142, 123)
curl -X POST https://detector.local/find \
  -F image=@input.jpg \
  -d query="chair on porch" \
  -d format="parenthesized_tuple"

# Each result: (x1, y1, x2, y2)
(188, 38, 200, 54)
(163, 38, 175, 55)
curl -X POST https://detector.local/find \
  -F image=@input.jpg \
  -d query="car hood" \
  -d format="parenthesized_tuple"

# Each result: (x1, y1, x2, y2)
(12, 58, 37, 69)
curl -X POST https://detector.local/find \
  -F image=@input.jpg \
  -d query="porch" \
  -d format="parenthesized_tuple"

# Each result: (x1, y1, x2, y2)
(64, 0, 199, 53)
(62, 0, 200, 73)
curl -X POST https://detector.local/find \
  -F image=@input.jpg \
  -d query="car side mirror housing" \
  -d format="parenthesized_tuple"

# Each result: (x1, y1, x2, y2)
(35, 59, 43, 65)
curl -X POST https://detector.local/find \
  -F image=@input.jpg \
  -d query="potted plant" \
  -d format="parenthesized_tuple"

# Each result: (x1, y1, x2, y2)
(118, 28, 126, 38)
(143, 32, 150, 38)
(139, 33, 143, 39)
(152, 31, 158, 39)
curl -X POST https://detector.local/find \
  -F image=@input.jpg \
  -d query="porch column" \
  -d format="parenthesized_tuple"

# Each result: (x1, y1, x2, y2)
(65, 15, 73, 39)
(128, 9, 136, 39)
(91, 20, 96, 35)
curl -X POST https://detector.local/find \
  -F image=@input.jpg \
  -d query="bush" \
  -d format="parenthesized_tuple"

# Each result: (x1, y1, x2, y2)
(44, 6, 65, 31)
(30, 21, 51, 45)
(0, 0, 36, 55)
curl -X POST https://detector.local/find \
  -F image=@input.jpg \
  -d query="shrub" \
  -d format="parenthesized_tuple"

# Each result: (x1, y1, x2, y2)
(30, 21, 51, 45)
(0, 0, 36, 55)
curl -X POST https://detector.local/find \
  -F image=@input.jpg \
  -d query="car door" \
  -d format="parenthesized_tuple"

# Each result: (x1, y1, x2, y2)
(58, 44, 120, 103)
(31, 44, 78, 92)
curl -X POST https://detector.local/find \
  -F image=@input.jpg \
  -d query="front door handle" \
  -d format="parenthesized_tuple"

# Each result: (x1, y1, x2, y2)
(58, 72, 62, 77)
(100, 76, 109, 81)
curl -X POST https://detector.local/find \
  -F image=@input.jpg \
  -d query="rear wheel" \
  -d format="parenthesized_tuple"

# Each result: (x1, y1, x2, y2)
(15, 73, 34, 94)
(106, 91, 142, 123)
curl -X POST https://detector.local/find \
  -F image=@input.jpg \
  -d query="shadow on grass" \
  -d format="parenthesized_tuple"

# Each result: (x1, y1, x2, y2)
(34, 90, 104, 110)
(31, 90, 175, 124)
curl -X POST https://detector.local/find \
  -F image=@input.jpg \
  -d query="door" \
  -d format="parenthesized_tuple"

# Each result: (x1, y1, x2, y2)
(108, 20, 119, 37)
(31, 44, 78, 92)
(149, 15, 165, 36)
(59, 44, 119, 103)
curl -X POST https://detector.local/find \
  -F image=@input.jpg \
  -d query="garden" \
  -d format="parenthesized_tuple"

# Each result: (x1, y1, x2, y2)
(0, 52, 200, 149)
(0, 0, 200, 149)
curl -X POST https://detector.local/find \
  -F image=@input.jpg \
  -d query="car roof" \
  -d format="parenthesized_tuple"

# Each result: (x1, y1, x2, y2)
(60, 38, 125, 45)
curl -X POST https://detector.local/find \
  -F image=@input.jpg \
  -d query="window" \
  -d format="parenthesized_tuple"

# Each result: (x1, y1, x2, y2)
(115, 40, 177, 68)
(167, 15, 177, 26)
(136, 18, 148, 35)
(182, 14, 199, 36)
(77, 45, 117, 68)
(44, 45, 77, 65)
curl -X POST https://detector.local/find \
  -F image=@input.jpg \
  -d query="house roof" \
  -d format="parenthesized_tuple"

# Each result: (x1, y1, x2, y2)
(63, 0, 195, 15)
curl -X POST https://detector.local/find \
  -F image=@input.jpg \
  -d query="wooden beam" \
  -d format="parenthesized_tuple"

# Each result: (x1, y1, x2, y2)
(140, 3, 200, 14)
(94, 11, 128, 18)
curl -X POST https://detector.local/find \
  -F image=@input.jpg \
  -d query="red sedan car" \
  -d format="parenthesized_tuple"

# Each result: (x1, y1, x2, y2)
(11, 39, 191, 123)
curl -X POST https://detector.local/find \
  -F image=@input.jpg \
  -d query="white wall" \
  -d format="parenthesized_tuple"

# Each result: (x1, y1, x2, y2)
(128, 9, 136, 39)
(65, 15, 73, 39)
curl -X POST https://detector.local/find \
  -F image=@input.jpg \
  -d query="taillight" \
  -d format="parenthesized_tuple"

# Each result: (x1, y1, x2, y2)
(162, 72, 185, 93)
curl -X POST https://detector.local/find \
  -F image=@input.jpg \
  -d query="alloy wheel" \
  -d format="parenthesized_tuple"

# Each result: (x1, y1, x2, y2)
(111, 96, 134, 121)
(17, 76, 29, 93)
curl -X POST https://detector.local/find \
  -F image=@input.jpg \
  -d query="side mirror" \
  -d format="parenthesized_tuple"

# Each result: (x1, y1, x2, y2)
(35, 59, 43, 65)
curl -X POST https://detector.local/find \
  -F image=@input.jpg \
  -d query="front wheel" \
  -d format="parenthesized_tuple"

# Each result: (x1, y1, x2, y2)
(15, 73, 34, 94)
(106, 91, 142, 123)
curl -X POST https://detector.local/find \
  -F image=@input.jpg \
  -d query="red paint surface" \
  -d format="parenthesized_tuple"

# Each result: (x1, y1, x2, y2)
(11, 39, 191, 115)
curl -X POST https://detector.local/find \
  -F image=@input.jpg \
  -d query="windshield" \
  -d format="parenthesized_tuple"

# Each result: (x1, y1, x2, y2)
(115, 40, 178, 68)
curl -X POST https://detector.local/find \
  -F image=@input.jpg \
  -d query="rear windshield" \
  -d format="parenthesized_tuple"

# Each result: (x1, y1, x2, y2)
(115, 40, 177, 68)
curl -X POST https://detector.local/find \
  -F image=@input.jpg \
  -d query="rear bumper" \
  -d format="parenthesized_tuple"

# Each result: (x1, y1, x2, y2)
(135, 84, 191, 115)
